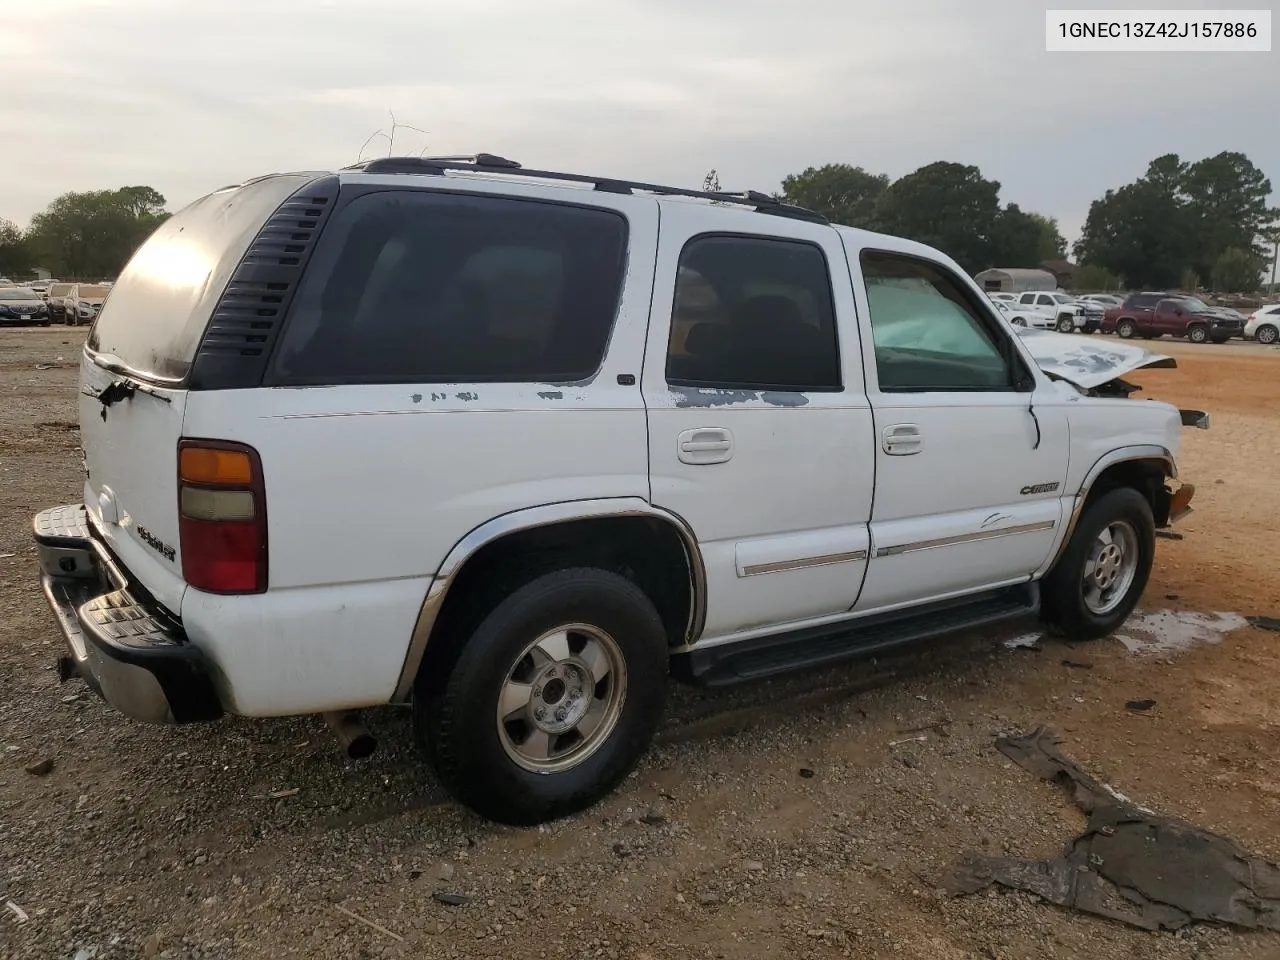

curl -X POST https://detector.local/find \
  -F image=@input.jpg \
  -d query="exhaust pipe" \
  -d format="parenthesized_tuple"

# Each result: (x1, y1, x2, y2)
(324, 710, 377, 760)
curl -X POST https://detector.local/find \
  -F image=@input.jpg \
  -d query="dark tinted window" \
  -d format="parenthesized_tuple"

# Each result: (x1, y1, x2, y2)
(1128, 294, 1160, 308)
(860, 251, 1016, 392)
(270, 192, 628, 385)
(665, 235, 840, 391)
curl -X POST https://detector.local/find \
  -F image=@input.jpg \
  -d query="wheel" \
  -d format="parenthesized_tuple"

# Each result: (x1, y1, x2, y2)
(1057, 315, 1075, 333)
(1041, 488, 1154, 641)
(416, 567, 668, 825)
(1255, 324, 1278, 345)
(1187, 324, 1209, 343)
(1012, 317, 1026, 327)
(1116, 319, 1136, 339)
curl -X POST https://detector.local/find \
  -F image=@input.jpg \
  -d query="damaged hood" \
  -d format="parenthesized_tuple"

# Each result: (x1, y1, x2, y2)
(1013, 327, 1176, 389)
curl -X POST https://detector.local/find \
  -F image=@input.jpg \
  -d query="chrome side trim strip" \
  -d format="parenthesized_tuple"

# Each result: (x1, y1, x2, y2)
(391, 498, 707, 703)
(741, 549, 868, 577)
(874, 520, 1056, 558)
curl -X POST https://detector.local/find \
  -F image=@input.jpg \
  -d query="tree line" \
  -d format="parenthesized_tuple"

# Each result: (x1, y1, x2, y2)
(777, 152, 1277, 293)
(0, 186, 169, 280)
(1073, 152, 1277, 292)
(778, 161, 1068, 275)
(4, 153, 1276, 293)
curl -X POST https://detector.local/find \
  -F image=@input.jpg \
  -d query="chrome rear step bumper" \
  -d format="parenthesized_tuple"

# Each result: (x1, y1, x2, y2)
(32, 504, 223, 724)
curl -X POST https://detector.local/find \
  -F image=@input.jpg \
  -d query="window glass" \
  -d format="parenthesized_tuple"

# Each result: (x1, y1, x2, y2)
(1037, 295, 1054, 306)
(665, 235, 840, 391)
(860, 251, 1015, 392)
(1019, 293, 1035, 304)
(270, 191, 628, 384)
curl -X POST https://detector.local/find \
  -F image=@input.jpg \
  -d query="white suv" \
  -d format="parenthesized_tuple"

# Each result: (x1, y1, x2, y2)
(33, 155, 1204, 824)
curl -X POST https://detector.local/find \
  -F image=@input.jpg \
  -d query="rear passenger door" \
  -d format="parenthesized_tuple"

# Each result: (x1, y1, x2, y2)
(642, 204, 875, 644)
(844, 245, 1070, 613)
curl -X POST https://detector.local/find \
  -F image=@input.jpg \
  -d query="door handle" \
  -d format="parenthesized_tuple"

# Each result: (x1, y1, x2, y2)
(882, 423, 922, 455)
(678, 428, 734, 465)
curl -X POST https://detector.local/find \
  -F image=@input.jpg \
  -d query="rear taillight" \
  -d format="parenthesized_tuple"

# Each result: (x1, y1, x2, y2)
(177, 439, 267, 594)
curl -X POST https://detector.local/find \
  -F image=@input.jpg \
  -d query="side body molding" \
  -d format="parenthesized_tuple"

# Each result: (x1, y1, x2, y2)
(1036, 444, 1176, 579)
(391, 498, 708, 702)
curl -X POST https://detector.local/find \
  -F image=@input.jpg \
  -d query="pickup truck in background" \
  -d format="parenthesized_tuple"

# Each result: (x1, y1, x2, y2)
(1016, 291, 1102, 334)
(1102, 294, 1244, 343)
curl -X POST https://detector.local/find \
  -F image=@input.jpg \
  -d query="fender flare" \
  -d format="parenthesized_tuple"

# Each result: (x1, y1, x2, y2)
(391, 498, 707, 702)
(1036, 445, 1175, 578)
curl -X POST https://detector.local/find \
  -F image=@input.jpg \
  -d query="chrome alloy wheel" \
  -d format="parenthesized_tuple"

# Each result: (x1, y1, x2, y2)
(1082, 520, 1140, 616)
(496, 624, 627, 773)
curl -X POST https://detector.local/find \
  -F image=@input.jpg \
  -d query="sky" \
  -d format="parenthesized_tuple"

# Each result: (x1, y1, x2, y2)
(3, 0, 1277, 250)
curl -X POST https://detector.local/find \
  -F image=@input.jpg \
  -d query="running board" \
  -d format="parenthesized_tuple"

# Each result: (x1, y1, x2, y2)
(675, 584, 1038, 687)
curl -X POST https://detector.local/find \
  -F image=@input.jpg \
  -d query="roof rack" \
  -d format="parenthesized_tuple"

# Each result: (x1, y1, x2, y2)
(340, 154, 827, 224)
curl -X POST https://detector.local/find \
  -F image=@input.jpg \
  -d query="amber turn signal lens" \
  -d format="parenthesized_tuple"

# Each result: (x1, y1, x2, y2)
(180, 446, 253, 485)
(1170, 483, 1195, 516)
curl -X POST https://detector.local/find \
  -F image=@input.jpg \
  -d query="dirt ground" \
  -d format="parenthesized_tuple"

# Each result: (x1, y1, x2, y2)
(2, 327, 1279, 960)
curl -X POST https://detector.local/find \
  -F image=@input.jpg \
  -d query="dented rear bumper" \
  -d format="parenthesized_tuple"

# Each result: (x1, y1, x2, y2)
(32, 504, 223, 725)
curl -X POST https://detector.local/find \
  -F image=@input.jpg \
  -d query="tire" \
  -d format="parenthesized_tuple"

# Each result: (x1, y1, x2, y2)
(1057, 315, 1075, 333)
(1041, 487, 1155, 642)
(1255, 324, 1278, 345)
(1012, 317, 1026, 327)
(1187, 324, 1209, 344)
(1116, 319, 1136, 339)
(416, 567, 669, 825)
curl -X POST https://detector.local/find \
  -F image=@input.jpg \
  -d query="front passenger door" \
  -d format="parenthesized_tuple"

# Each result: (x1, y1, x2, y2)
(845, 247, 1070, 613)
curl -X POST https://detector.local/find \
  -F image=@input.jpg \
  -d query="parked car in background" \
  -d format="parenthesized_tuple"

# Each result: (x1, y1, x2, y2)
(63, 284, 112, 326)
(1078, 294, 1124, 310)
(1244, 304, 1280, 344)
(988, 296, 1049, 329)
(1016, 291, 1101, 333)
(0, 287, 51, 325)
(1102, 294, 1242, 343)
(29, 280, 52, 296)
(45, 283, 75, 323)
(989, 292, 1020, 303)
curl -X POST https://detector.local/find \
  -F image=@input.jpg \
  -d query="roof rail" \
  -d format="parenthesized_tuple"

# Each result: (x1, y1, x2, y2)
(340, 154, 827, 224)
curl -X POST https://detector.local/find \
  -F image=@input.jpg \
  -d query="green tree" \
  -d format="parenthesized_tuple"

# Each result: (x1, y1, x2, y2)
(873, 162, 1002, 272)
(1179, 267, 1201, 293)
(1028, 212, 1067, 261)
(1180, 152, 1274, 279)
(0, 218, 32, 277)
(781, 163, 889, 228)
(1077, 152, 1277, 291)
(1072, 264, 1124, 292)
(990, 204, 1043, 267)
(1210, 247, 1260, 293)
(26, 187, 169, 279)
(1074, 176, 1193, 289)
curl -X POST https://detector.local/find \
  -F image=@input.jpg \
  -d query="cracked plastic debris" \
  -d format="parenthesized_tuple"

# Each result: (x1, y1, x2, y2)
(946, 727, 1280, 932)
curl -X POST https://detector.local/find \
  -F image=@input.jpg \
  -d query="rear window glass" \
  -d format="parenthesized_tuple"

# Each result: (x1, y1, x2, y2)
(87, 173, 320, 383)
(269, 191, 628, 385)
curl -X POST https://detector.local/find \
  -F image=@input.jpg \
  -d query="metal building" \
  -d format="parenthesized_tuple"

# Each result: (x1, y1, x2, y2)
(973, 268, 1057, 293)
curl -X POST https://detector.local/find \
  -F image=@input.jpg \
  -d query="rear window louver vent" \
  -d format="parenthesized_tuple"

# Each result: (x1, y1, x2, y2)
(188, 175, 340, 390)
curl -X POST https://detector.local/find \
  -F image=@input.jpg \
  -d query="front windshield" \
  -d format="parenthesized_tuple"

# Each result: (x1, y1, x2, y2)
(1181, 297, 1210, 312)
(1052, 294, 1074, 303)
(1, 289, 40, 301)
